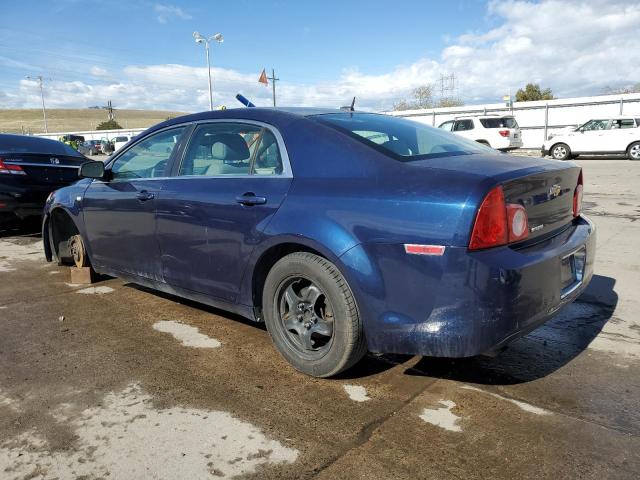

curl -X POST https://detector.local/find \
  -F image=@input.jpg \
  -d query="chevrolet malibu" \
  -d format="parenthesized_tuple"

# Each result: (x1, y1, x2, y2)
(42, 108, 595, 377)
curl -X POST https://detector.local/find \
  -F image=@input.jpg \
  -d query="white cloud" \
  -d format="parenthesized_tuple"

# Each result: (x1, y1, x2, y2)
(90, 66, 110, 78)
(2, 0, 639, 111)
(154, 3, 192, 24)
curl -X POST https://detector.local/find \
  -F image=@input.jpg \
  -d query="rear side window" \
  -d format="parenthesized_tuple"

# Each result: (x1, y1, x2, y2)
(479, 117, 518, 128)
(312, 113, 493, 162)
(0, 135, 83, 157)
(179, 123, 283, 177)
(611, 119, 636, 129)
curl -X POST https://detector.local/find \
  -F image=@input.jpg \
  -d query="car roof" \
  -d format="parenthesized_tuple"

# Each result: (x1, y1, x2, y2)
(453, 114, 515, 119)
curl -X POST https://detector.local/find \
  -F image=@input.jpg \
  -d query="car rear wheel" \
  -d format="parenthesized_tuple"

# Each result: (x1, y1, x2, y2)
(262, 252, 366, 377)
(628, 142, 640, 161)
(551, 143, 571, 160)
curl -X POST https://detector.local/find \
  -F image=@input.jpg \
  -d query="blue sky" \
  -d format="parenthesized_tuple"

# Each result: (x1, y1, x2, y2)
(0, 0, 638, 111)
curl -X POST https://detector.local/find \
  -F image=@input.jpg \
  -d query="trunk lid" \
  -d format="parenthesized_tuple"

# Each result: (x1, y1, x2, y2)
(1, 153, 86, 185)
(411, 153, 581, 240)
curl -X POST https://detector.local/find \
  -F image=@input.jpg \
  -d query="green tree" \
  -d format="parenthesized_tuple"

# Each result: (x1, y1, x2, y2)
(393, 84, 464, 111)
(515, 83, 554, 102)
(96, 119, 123, 130)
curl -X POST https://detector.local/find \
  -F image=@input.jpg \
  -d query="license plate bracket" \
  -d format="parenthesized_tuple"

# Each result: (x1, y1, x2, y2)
(560, 247, 586, 299)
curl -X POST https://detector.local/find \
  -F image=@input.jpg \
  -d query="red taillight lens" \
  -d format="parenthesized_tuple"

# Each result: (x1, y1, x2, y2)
(0, 158, 26, 175)
(573, 170, 583, 217)
(469, 186, 529, 250)
(469, 186, 508, 250)
(498, 130, 510, 137)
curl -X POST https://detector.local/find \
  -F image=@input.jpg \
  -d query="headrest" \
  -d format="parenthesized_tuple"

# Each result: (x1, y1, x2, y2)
(199, 133, 250, 160)
(381, 139, 412, 156)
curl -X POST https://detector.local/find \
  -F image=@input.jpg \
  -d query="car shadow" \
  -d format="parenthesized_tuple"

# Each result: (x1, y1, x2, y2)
(0, 217, 42, 238)
(404, 274, 617, 385)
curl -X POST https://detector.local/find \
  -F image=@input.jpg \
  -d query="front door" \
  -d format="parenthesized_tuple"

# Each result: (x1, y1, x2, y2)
(571, 119, 610, 152)
(82, 126, 187, 279)
(155, 122, 292, 303)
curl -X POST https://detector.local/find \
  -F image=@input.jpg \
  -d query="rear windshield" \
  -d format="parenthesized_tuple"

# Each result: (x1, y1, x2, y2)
(479, 117, 518, 128)
(0, 135, 82, 157)
(312, 113, 494, 161)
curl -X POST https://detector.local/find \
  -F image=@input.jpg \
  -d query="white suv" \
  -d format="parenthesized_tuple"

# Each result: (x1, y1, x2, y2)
(542, 117, 640, 160)
(438, 115, 523, 151)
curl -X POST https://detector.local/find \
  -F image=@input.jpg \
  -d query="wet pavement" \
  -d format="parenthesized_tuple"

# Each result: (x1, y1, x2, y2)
(0, 159, 639, 479)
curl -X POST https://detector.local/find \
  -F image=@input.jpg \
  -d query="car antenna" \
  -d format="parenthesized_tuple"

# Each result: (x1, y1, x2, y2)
(340, 97, 356, 112)
(236, 93, 256, 108)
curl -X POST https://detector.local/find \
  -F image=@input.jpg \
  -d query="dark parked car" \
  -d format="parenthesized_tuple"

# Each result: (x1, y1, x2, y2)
(0, 134, 87, 223)
(42, 109, 595, 377)
(78, 140, 103, 156)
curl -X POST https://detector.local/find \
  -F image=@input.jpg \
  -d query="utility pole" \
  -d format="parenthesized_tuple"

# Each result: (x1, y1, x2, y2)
(267, 69, 279, 107)
(26, 75, 48, 133)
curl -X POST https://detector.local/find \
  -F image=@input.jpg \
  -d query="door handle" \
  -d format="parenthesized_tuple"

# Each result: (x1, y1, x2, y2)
(236, 192, 267, 206)
(136, 191, 155, 201)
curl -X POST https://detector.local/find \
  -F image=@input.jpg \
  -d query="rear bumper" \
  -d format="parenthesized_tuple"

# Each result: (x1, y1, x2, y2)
(0, 181, 52, 219)
(340, 216, 596, 357)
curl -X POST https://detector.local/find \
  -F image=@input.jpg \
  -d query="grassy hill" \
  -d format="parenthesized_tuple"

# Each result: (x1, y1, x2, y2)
(0, 108, 189, 134)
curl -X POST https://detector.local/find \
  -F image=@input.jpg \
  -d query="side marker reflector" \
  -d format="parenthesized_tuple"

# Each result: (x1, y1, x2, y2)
(404, 244, 446, 256)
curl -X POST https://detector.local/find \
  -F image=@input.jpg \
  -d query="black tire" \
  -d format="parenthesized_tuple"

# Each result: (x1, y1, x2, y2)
(262, 252, 367, 377)
(627, 142, 640, 161)
(551, 143, 571, 160)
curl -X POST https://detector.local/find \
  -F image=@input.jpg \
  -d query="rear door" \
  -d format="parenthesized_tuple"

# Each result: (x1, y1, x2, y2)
(155, 121, 293, 303)
(608, 118, 638, 151)
(82, 126, 187, 279)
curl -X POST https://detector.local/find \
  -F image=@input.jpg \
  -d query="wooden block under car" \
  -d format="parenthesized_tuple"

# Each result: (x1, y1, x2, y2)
(70, 266, 94, 284)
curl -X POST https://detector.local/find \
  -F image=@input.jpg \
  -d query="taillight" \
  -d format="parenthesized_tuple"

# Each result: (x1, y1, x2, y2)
(0, 158, 26, 175)
(469, 186, 529, 250)
(573, 170, 583, 217)
(498, 130, 510, 137)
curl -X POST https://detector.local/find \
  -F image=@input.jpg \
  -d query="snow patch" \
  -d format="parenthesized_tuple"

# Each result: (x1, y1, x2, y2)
(461, 386, 551, 415)
(0, 239, 43, 272)
(343, 385, 371, 402)
(419, 400, 462, 432)
(153, 320, 221, 349)
(76, 286, 114, 295)
(0, 389, 19, 412)
(0, 383, 298, 479)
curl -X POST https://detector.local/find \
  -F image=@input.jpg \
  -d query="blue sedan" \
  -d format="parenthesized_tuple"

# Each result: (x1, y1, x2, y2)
(42, 108, 595, 377)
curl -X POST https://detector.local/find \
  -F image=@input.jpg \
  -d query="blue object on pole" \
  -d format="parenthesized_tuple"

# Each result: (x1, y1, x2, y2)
(235, 94, 256, 107)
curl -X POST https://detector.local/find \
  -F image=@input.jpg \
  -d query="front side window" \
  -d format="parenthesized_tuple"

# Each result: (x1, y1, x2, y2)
(179, 123, 283, 176)
(580, 119, 609, 131)
(312, 113, 493, 162)
(453, 120, 474, 131)
(111, 127, 185, 180)
(438, 121, 454, 131)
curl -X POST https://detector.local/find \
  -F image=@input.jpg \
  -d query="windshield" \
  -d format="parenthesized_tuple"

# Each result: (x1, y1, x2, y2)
(479, 117, 518, 128)
(312, 113, 494, 161)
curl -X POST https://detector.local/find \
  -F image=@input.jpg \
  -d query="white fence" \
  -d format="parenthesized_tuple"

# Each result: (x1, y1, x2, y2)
(389, 93, 640, 149)
(36, 127, 146, 142)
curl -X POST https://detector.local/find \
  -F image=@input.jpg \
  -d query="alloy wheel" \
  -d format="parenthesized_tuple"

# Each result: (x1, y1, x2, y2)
(277, 276, 334, 356)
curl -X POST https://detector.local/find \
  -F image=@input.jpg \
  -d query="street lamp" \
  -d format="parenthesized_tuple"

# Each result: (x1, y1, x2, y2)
(193, 31, 223, 111)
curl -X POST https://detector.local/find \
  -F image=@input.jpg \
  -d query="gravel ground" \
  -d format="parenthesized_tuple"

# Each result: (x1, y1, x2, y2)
(0, 159, 638, 479)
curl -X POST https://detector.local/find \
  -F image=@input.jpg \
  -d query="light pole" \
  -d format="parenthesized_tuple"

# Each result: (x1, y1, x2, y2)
(193, 31, 223, 111)
(26, 75, 48, 133)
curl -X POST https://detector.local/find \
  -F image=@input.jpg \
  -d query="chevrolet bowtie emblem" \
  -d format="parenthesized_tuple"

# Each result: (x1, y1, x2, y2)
(548, 184, 561, 199)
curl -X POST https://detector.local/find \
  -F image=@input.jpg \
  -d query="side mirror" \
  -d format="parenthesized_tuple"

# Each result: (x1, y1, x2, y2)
(79, 161, 105, 179)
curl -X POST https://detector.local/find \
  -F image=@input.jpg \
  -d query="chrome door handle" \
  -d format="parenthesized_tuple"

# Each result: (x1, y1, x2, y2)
(236, 192, 266, 206)
(136, 191, 155, 201)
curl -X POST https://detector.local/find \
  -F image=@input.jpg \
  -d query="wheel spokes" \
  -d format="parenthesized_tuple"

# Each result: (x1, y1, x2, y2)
(310, 319, 333, 337)
(303, 284, 322, 305)
(283, 284, 303, 310)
